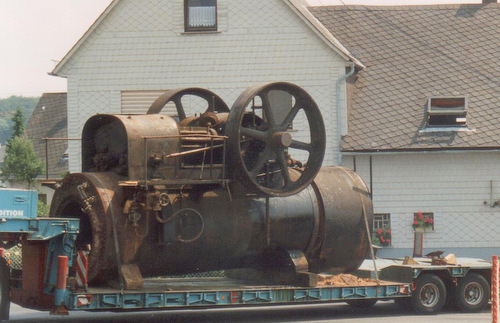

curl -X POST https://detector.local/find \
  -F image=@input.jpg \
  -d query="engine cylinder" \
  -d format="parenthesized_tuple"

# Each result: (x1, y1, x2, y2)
(50, 167, 372, 282)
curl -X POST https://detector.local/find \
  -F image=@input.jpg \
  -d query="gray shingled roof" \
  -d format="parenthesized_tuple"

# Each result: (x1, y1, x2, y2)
(309, 4, 500, 151)
(25, 93, 68, 177)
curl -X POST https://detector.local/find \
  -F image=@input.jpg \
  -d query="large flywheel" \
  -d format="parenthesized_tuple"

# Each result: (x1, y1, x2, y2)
(147, 88, 230, 120)
(225, 82, 326, 197)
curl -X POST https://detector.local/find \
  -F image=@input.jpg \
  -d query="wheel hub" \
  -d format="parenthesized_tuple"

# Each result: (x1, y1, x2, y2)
(272, 132, 292, 148)
(464, 282, 483, 305)
(420, 284, 439, 308)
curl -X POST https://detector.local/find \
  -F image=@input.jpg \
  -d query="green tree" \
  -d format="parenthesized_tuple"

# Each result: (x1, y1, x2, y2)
(1, 109, 44, 188)
(1, 136, 45, 188)
(10, 108, 25, 139)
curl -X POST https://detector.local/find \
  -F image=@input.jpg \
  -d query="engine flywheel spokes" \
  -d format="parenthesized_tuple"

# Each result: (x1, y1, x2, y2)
(226, 82, 326, 197)
(147, 88, 229, 121)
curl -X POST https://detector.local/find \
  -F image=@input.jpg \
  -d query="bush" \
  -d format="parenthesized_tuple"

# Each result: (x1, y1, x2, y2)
(37, 200, 50, 217)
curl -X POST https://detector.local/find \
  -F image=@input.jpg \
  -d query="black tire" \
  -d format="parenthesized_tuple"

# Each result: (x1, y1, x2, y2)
(411, 274, 446, 314)
(0, 258, 10, 321)
(443, 289, 456, 310)
(454, 273, 490, 312)
(346, 299, 377, 308)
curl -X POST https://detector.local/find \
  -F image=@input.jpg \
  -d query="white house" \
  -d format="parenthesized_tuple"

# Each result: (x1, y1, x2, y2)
(51, 0, 361, 172)
(310, 3, 500, 259)
(51, 0, 500, 259)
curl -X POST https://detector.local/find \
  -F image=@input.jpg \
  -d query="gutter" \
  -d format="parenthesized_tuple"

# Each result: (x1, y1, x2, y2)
(284, 0, 365, 68)
(342, 148, 500, 156)
(335, 61, 355, 164)
(47, 72, 67, 79)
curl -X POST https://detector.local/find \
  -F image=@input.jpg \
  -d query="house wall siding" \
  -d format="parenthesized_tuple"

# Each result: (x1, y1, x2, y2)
(63, 0, 347, 171)
(343, 152, 500, 258)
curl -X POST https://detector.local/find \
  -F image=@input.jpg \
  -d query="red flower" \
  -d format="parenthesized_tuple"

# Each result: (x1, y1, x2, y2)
(413, 220, 419, 225)
(386, 229, 391, 234)
(419, 213, 424, 220)
(387, 239, 391, 244)
(380, 236, 385, 242)
(428, 218, 434, 224)
(378, 229, 383, 235)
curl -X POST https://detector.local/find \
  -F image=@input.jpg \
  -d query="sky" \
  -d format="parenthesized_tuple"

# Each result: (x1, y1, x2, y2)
(0, 0, 112, 98)
(0, 0, 484, 98)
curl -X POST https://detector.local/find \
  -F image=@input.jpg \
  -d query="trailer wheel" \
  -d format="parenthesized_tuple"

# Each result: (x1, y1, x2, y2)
(346, 299, 377, 308)
(411, 274, 446, 314)
(454, 273, 489, 312)
(0, 258, 10, 321)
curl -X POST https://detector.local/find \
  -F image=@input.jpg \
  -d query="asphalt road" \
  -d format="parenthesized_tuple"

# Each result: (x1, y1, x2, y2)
(8, 301, 491, 322)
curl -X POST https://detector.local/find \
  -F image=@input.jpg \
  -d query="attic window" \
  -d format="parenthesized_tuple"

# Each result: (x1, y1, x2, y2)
(426, 97, 467, 127)
(185, 0, 217, 32)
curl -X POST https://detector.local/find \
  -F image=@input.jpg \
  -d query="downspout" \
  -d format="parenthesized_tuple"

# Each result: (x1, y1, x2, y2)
(336, 61, 356, 165)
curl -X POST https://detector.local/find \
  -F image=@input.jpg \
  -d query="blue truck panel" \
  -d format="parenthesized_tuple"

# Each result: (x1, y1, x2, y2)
(66, 281, 410, 311)
(0, 188, 37, 219)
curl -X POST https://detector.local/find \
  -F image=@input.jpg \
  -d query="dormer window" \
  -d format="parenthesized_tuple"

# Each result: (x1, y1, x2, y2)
(185, 0, 217, 32)
(426, 97, 467, 127)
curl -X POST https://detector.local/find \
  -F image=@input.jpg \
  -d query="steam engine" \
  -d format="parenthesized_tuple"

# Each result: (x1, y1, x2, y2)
(50, 82, 373, 285)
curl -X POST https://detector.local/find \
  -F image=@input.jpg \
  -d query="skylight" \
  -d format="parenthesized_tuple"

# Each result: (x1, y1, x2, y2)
(426, 97, 467, 128)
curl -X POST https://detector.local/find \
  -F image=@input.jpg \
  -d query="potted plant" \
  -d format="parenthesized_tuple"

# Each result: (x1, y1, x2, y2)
(413, 212, 434, 232)
(372, 226, 391, 247)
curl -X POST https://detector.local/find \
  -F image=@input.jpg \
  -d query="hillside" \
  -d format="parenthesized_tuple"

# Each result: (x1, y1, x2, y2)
(0, 96, 39, 145)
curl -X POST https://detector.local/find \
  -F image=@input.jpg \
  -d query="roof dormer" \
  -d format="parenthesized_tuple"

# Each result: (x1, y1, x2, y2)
(426, 97, 468, 128)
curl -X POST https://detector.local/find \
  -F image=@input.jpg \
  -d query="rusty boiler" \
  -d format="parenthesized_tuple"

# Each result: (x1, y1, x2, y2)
(50, 83, 373, 284)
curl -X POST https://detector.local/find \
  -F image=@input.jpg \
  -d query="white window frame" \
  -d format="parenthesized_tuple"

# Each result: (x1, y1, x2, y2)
(426, 97, 468, 128)
(184, 0, 217, 32)
(373, 213, 391, 231)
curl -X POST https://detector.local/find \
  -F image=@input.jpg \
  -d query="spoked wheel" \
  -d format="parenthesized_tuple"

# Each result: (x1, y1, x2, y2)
(411, 274, 446, 314)
(226, 82, 326, 197)
(147, 88, 230, 121)
(454, 273, 490, 312)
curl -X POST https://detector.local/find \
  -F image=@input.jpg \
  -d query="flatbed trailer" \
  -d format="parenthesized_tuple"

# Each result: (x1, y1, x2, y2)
(0, 190, 491, 319)
(355, 256, 492, 314)
(61, 277, 409, 312)
(0, 216, 492, 320)
(0, 211, 414, 320)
